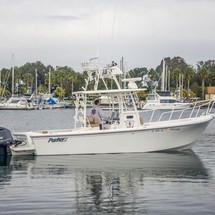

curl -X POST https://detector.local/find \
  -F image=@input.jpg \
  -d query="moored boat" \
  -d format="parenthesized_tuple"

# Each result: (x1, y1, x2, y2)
(0, 96, 34, 110)
(142, 91, 193, 110)
(9, 59, 215, 156)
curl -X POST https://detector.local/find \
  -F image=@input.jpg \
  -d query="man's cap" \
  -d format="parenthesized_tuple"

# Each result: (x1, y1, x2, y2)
(94, 99, 100, 104)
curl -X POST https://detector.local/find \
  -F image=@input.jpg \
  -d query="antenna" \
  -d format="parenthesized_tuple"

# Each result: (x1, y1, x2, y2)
(108, 1, 118, 62)
(96, 11, 103, 58)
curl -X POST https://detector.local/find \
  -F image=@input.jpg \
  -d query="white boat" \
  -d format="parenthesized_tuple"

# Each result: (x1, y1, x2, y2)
(32, 93, 70, 110)
(10, 59, 215, 156)
(142, 91, 192, 110)
(0, 55, 35, 110)
(0, 96, 34, 110)
(141, 59, 193, 110)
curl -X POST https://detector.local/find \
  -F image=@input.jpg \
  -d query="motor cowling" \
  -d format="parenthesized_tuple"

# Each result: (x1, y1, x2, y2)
(0, 127, 14, 156)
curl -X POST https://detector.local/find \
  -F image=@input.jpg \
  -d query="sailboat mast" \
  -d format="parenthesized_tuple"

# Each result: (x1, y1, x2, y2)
(11, 54, 15, 97)
(161, 58, 165, 91)
(11, 65, 14, 96)
(168, 68, 171, 92)
(0, 69, 1, 89)
(48, 67, 51, 94)
(165, 65, 168, 91)
(35, 69, 38, 94)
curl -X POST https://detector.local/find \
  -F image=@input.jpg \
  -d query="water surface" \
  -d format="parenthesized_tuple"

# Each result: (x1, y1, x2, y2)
(0, 109, 215, 214)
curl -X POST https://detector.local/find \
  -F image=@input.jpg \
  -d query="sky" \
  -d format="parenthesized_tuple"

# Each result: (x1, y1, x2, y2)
(0, 0, 215, 71)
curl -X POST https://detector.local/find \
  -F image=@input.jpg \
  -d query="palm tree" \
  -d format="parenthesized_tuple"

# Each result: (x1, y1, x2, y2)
(148, 68, 158, 90)
(56, 70, 65, 89)
(44, 70, 55, 93)
(184, 66, 195, 91)
(148, 68, 158, 81)
(23, 73, 34, 92)
(198, 67, 208, 99)
(68, 74, 77, 95)
(208, 71, 215, 86)
(172, 68, 181, 88)
(37, 84, 48, 94)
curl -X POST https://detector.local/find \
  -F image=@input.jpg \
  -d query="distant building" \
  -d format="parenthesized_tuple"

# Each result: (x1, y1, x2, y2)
(205, 87, 215, 99)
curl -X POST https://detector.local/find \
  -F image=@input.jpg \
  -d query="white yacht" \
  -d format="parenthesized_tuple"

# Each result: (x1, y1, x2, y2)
(9, 59, 215, 156)
(0, 97, 33, 110)
(142, 91, 192, 110)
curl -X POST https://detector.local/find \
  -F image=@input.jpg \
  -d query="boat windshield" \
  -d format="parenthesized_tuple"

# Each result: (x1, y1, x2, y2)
(160, 99, 177, 103)
(10, 100, 20, 104)
(157, 91, 171, 96)
(147, 95, 156, 100)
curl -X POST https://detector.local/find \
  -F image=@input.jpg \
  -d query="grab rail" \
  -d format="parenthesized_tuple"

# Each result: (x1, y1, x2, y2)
(140, 99, 215, 123)
(159, 99, 214, 122)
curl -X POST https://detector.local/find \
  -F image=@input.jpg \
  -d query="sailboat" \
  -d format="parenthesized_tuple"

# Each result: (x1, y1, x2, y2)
(31, 68, 70, 110)
(0, 97, 33, 110)
(0, 55, 34, 110)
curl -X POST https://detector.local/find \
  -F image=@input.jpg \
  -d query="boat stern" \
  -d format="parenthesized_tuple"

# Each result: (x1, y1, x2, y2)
(10, 133, 35, 156)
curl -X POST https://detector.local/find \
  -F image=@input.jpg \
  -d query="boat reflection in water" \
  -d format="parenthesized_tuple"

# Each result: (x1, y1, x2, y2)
(0, 151, 209, 214)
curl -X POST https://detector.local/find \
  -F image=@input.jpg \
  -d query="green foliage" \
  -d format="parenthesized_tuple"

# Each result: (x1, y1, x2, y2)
(197, 65, 209, 99)
(54, 86, 65, 100)
(137, 91, 147, 99)
(38, 85, 48, 93)
(191, 82, 201, 98)
(182, 88, 196, 98)
(0, 87, 11, 98)
(189, 91, 196, 98)
(172, 68, 181, 88)
(19, 86, 27, 94)
(128, 67, 148, 78)
(0, 57, 215, 99)
(208, 72, 215, 86)
(184, 65, 195, 90)
(23, 73, 34, 89)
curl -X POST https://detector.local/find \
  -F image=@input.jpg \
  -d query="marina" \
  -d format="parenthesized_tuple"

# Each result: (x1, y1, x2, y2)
(1, 60, 213, 156)
(0, 0, 215, 214)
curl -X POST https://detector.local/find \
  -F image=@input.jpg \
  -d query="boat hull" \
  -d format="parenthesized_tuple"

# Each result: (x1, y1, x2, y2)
(11, 115, 213, 156)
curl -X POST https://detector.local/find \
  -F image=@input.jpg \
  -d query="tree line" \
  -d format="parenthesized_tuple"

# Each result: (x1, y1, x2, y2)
(0, 56, 215, 100)
(129, 56, 215, 100)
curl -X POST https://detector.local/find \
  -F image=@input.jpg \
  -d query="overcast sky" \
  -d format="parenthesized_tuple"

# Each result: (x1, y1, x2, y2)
(0, 0, 215, 71)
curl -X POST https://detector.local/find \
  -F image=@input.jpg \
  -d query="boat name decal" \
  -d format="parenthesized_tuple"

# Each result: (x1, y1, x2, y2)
(151, 128, 169, 132)
(48, 137, 68, 143)
(151, 128, 181, 133)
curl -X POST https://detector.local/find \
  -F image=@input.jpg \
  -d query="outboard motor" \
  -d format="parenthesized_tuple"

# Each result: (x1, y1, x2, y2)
(0, 127, 14, 156)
